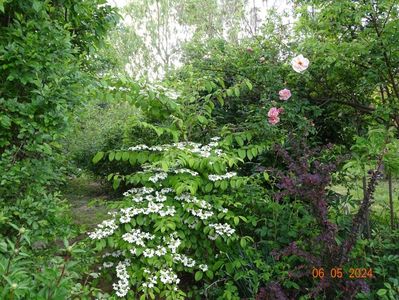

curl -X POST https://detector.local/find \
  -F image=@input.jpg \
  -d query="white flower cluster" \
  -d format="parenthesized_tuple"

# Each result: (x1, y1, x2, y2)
(102, 250, 123, 258)
(123, 187, 154, 196)
(165, 232, 181, 253)
(173, 254, 196, 267)
(159, 268, 180, 285)
(122, 228, 155, 246)
(128, 140, 223, 158)
(208, 172, 237, 182)
(173, 168, 199, 176)
(88, 219, 118, 240)
(128, 144, 165, 151)
(103, 261, 114, 268)
(183, 218, 199, 229)
(209, 223, 236, 239)
(124, 187, 169, 203)
(187, 208, 214, 220)
(174, 193, 212, 210)
(149, 172, 168, 183)
(113, 261, 130, 297)
(158, 205, 176, 217)
(210, 136, 221, 141)
(142, 272, 158, 289)
(143, 245, 167, 258)
(199, 264, 208, 272)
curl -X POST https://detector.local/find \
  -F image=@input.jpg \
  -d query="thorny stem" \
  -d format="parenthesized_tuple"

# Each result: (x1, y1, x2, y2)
(338, 145, 388, 266)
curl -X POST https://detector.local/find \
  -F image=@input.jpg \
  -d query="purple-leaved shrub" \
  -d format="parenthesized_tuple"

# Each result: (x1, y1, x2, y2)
(262, 137, 386, 299)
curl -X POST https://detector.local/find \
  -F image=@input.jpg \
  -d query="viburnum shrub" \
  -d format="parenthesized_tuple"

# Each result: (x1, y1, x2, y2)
(90, 138, 253, 299)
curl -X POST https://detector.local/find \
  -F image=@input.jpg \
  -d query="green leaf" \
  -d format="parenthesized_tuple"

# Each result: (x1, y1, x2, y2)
(238, 149, 246, 159)
(377, 289, 387, 296)
(113, 178, 121, 190)
(115, 152, 122, 161)
(109, 152, 115, 161)
(240, 237, 247, 248)
(198, 115, 207, 124)
(245, 79, 253, 90)
(206, 270, 214, 279)
(32, 1, 41, 12)
(247, 149, 253, 160)
(92, 152, 104, 164)
(122, 151, 129, 161)
(235, 136, 244, 147)
(234, 86, 240, 97)
(194, 271, 203, 281)
(263, 172, 269, 181)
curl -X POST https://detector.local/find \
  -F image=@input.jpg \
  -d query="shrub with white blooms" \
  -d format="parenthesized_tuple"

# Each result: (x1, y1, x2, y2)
(89, 138, 249, 299)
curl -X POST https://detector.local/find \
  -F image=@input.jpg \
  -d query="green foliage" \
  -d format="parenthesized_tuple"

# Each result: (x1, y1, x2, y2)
(0, 1, 118, 299)
(90, 137, 259, 299)
(292, 0, 399, 145)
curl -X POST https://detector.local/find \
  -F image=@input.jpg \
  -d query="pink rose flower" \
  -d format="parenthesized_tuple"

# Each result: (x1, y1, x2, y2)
(268, 116, 280, 125)
(267, 107, 280, 118)
(291, 54, 310, 73)
(279, 88, 291, 101)
(268, 107, 284, 125)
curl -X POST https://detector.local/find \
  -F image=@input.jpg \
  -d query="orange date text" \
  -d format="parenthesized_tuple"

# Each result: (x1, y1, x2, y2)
(311, 267, 373, 279)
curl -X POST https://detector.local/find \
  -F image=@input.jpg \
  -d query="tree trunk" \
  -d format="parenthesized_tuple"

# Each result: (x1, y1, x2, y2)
(388, 172, 395, 230)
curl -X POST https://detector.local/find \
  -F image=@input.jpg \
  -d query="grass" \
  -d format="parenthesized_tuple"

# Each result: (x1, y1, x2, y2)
(332, 177, 399, 224)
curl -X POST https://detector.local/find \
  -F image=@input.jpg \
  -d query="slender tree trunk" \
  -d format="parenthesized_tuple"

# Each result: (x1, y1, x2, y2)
(363, 175, 371, 238)
(388, 172, 395, 230)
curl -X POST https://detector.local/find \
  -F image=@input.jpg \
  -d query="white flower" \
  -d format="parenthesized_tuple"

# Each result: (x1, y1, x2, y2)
(209, 223, 235, 237)
(113, 261, 130, 297)
(88, 219, 118, 240)
(210, 136, 221, 141)
(167, 234, 181, 253)
(208, 172, 237, 181)
(149, 172, 168, 183)
(159, 268, 180, 285)
(174, 168, 199, 176)
(199, 264, 208, 272)
(291, 54, 310, 73)
(122, 229, 154, 246)
(143, 249, 155, 258)
(103, 261, 114, 268)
